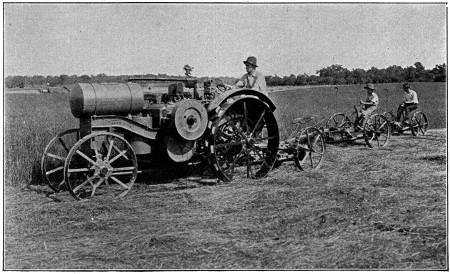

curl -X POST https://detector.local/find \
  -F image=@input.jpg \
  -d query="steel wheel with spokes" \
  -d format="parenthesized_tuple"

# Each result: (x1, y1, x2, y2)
(41, 129, 80, 192)
(325, 113, 352, 142)
(326, 113, 352, 129)
(294, 127, 325, 171)
(385, 111, 403, 134)
(210, 96, 279, 181)
(363, 114, 390, 148)
(64, 132, 138, 200)
(411, 111, 428, 136)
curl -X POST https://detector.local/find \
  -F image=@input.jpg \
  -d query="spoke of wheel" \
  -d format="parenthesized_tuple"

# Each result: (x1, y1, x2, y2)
(379, 120, 388, 130)
(332, 117, 338, 126)
(309, 152, 314, 167)
(307, 143, 325, 155)
(217, 130, 234, 141)
(110, 175, 130, 189)
(107, 138, 130, 161)
(57, 180, 65, 188)
(109, 149, 129, 164)
(419, 117, 426, 134)
(76, 150, 97, 166)
(215, 141, 242, 149)
(112, 171, 135, 176)
(225, 116, 242, 135)
(46, 166, 64, 175)
(113, 166, 136, 172)
(228, 149, 245, 176)
(73, 175, 98, 193)
(68, 167, 91, 173)
(46, 153, 66, 162)
(112, 166, 136, 176)
(246, 152, 254, 178)
(91, 177, 106, 197)
(254, 135, 277, 142)
(92, 138, 101, 160)
(250, 110, 266, 137)
(309, 134, 324, 154)
(58, 137, 70, 153)
(374, 120, 380, 146)
(419, 124, 425, 134)
(243, 101, 250, 132)
(106, 139, 114, 161)
(305, 130, 316, 167)
(252, 146, 269, 167)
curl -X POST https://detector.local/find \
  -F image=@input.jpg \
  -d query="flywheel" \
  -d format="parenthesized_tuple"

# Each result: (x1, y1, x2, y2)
(172, 99, 208, 140)
(166, 133, 196, 163)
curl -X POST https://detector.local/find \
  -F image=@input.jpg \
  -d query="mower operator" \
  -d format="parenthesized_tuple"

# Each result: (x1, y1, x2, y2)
(395, 83, 419, 124)
(354, 83, 379, 130)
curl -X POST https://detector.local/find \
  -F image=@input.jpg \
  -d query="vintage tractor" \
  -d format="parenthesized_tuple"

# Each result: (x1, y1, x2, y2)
(41, 68, 281, 200)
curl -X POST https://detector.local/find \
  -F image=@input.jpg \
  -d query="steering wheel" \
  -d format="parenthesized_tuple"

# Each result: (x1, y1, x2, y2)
(216, 83, 232, 92)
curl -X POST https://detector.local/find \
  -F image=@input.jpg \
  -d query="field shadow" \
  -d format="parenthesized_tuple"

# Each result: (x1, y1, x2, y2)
(326, 141, 368, 148)
(29, 161, 45, 186)
(135, 163, 217, 186)
(420, 154, 446, 165)
(28, 157, 219, 201)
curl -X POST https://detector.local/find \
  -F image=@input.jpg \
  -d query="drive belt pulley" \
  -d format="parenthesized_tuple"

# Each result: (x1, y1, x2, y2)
(172, 99, 208, 140)
(166, 99, 208, 163)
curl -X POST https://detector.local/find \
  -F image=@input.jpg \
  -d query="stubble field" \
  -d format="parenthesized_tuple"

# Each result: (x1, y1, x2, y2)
(3, 82, 447, 269)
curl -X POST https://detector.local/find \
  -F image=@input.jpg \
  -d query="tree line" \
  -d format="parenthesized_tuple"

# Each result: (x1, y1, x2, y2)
(5, 62, 446, 89)
(265, 62, 446, 86)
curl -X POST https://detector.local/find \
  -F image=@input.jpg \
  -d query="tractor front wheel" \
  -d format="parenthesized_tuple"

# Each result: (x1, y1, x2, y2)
(64, 132, 138, 200)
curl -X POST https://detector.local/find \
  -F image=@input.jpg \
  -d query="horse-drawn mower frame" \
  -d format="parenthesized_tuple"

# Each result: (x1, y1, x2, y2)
(321, 105, 391, 148)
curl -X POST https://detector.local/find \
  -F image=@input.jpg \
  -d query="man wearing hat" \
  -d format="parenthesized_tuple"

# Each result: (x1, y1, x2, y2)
(235, 56, 268, 96)
(395, 83, 419, 125)
(354, 83, 379, 130)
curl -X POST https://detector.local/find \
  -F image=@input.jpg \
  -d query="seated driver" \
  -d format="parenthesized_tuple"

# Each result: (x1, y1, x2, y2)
(395, 83, 419, 125)
(235, 56, 269, 97)
(354, 83, 379, 130)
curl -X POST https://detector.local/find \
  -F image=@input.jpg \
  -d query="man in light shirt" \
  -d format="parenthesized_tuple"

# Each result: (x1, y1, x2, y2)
(396, 83, 419, 124)
(235, 56, 268, 96)
(354, 83, 379, 130)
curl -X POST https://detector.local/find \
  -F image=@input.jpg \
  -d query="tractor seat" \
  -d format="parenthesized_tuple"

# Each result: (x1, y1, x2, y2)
(292, 116, 315, 124)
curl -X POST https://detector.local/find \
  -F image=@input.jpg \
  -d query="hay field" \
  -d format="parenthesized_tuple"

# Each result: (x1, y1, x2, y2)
(3, 82, 447, 269)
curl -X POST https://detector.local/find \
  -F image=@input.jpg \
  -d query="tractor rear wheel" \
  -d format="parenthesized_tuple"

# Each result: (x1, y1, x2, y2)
(64, 132, 138, 200)
(209, 96, 279, 181)
(41, 129, 80, 192)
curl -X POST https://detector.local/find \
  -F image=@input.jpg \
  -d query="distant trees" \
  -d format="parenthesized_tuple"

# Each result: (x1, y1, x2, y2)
(265, 62, 446, 87)
(4, 62, 446, 89)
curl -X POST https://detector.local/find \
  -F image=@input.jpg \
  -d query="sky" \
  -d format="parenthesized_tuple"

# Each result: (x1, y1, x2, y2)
(3, 3, 447, 78)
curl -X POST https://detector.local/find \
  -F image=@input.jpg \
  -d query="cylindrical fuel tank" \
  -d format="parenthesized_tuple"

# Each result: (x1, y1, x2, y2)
(70, 83, 145, 118)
